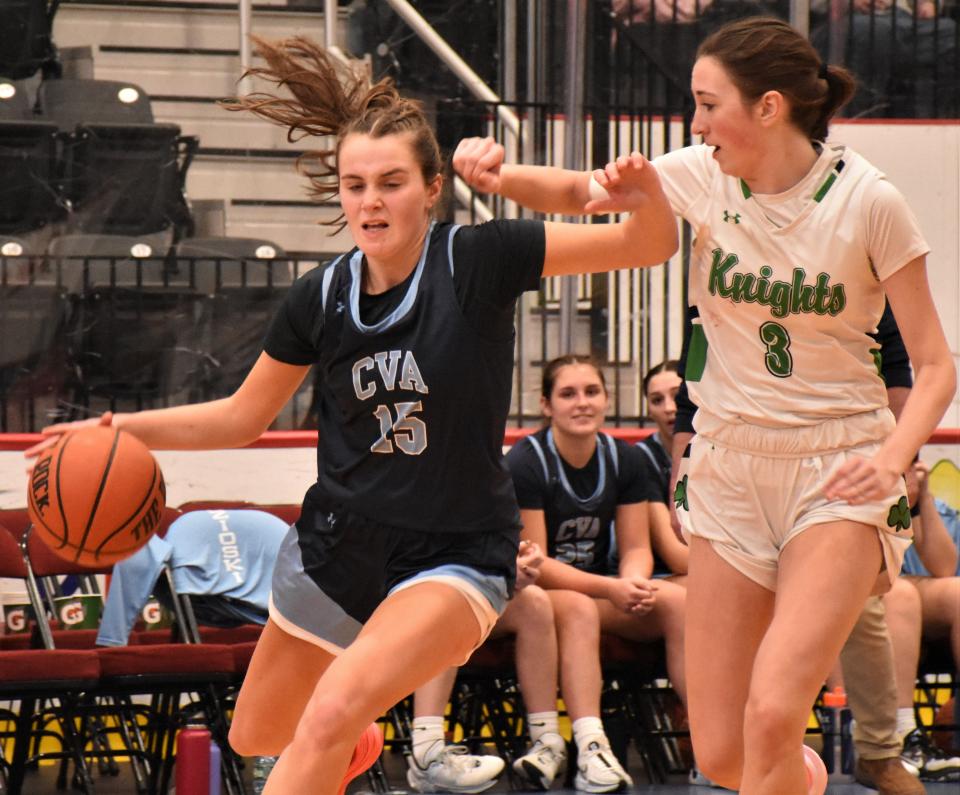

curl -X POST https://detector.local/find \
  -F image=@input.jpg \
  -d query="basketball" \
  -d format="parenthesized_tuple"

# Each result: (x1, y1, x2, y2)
(27, 426, 166, 566)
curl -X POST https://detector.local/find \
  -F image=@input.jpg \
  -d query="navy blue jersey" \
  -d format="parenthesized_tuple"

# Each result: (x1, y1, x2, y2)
(506, 428, 660, 574)
(636, 432, 671, 504)
(264, 220, 544, 536)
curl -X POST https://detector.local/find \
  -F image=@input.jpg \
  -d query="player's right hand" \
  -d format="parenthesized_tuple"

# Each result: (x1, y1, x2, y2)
(24, 412, 114, 461)
(607, 576, 656, 614)
(452, 137, 504, 194)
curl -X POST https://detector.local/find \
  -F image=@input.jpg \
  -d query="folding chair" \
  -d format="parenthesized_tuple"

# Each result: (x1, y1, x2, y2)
(0, 524, 98, 793)
(22, 527, 245, 795)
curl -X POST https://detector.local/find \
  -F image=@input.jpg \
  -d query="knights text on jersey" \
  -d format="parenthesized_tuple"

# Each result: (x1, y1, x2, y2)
(506, 428, 660, 574)
(264, 220, 544, 534)
(654, 144, 929, 427)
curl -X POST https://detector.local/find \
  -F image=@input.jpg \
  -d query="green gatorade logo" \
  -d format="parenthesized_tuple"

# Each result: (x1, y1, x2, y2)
(707, 248, 846, 319)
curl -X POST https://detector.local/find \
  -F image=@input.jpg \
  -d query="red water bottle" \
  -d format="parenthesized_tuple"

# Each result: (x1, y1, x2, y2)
(176, 725, 211, 795)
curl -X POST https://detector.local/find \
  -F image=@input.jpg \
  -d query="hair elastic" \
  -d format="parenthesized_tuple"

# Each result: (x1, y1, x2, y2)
(818, 63, 829, 80)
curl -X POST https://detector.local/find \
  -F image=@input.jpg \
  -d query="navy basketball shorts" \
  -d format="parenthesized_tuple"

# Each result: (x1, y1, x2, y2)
(268, 505, 517, 659)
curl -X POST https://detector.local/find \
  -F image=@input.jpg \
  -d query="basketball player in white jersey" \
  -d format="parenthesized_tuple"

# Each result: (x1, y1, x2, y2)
(451, 17, 955, 795)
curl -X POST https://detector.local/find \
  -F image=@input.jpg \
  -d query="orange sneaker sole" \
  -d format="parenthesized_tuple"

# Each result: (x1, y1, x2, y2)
(803, 745, 828, 795)
(336, 723, 384, 795)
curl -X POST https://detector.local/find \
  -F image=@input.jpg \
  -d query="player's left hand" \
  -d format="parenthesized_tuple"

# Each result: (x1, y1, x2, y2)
(515, 539, 544, 590)
(823, 454, 902, 505)
(584, 152, 665, 216)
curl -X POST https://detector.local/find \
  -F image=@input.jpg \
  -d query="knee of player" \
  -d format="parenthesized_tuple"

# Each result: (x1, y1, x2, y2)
(292, 693, 354, 750)
(512, 585, 555, 628)
(692, 744, 742, 789)
(886, 576, 922, 619)
(229, 718, 285, 757)
(742, 692, 798, 750)
(653, 581, 687, 623)
(551, 590, 600, 632)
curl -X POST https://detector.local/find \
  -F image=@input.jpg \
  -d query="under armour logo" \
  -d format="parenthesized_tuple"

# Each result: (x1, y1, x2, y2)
(723, 210, 741, 224)
(335, 300, 345, 315)
(886, 496, 911, 532)
(673, 474, 689, 512)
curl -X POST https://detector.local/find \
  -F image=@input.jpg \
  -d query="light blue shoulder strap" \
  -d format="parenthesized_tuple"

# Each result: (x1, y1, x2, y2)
(447, 224, 462, 276)
(602, 434, 619, 478)
(636, 440, 659, 472)
(524, 434, 550, 483)
(320, 254, 345, 309)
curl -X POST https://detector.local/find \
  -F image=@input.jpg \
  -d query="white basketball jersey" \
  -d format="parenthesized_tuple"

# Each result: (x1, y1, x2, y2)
(655, 143, 929, 428)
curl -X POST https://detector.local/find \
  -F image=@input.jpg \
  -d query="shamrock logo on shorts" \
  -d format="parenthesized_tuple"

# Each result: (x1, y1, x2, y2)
(886, 496, 911, 532)
(673, 474, 689, 512)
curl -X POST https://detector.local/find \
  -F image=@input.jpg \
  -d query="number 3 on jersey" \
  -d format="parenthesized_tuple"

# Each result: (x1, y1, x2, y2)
(371, 401, 428, 455)
(759, 321, 793, 377)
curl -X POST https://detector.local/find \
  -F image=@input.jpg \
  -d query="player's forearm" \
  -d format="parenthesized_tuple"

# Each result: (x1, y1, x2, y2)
(877, 361, 956, 475)
(618, 548, 654, 580)
(113, 396, 268, 451)
(915, 493, 960, 577)
(499, 164, 591, 215)
(538, 557, 616, 599)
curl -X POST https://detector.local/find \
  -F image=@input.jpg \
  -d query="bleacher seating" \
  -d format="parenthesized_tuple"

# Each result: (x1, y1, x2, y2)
(46, 233, 203, 415)
(0, 78, 33, 121)
(0, 119, 62, 235)
(38, 79, 197, 237)
(175, 236, 292, 397)
(0, 0, 60, 81)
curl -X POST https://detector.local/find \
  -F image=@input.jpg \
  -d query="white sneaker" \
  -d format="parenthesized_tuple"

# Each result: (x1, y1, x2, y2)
(512, 732, 567, 789)
(574, 738, 633, 793)
(406, 744, 505, 793)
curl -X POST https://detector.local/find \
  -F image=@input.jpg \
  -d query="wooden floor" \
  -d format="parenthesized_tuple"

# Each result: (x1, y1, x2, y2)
(14, 751, 960, 794)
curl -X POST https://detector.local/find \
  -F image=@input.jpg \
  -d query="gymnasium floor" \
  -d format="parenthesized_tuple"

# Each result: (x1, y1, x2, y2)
(20, 753, 960, 793)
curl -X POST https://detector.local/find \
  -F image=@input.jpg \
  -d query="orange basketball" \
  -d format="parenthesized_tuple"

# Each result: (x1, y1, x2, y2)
(27, 426, 166, 566)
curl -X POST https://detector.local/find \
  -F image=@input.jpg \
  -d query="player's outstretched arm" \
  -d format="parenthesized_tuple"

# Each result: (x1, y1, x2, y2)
(26, 353, 311, 456)
(453, 139, 678, 275)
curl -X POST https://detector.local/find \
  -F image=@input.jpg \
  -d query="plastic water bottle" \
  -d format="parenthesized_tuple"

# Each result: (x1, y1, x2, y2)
(821, 686, 851, 775)
(251, 755, 279, 794)
(176, 726, 211, 795)
(209, 740, 221, 795)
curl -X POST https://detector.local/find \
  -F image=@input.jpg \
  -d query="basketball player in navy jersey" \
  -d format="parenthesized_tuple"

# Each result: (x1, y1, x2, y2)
(505, 355, 688, 791)
(637, 360, 690, 579)
(27, 36, 677, 794)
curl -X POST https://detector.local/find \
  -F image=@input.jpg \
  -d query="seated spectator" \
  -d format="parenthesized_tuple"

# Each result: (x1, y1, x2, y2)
(96, 508, 287, 646)
(881, 459, 960, 781)
(812, 0, 958, 117)
(637, 359, 689, 579)
(407, 540, 576, 792)
(507, 354, 688, 789)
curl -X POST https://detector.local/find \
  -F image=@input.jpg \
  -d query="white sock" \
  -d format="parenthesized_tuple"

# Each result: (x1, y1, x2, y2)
(412, 716, 445, 766)
(527, 711, 561, 746)
(897, 707, 917, 739)
(572, 716, 606, 749)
